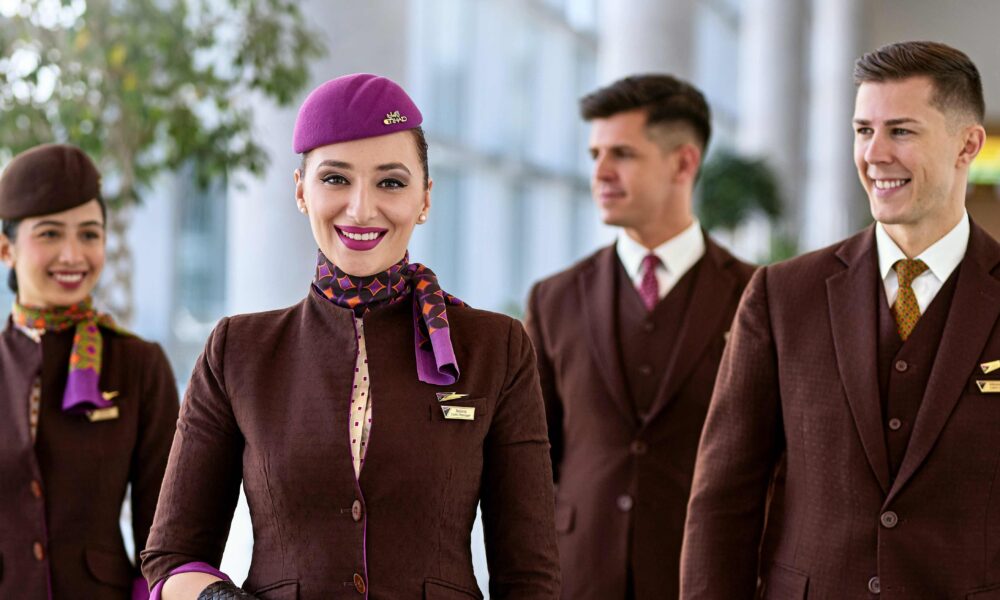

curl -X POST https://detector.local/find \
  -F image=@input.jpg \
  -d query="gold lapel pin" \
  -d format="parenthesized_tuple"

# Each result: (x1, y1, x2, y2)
(976, 380, 1000, 394)
(101, 390, 120, 401)
(981, 360, 1000, 374)
(442, 406, 476, 420)
(436, 392, 469, 403)
(87, 406, 120, 422)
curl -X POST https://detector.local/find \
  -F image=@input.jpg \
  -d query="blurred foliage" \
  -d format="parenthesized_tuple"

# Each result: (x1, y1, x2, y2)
(0, 0, 325, 207)
(696, 150, 783, 232)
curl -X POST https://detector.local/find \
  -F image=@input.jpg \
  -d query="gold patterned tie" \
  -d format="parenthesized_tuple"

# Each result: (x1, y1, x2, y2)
(892, 258, 929, 341)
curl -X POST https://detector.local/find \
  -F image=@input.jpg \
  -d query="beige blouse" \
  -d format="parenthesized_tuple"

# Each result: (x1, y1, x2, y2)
(349, 317, 374, 477)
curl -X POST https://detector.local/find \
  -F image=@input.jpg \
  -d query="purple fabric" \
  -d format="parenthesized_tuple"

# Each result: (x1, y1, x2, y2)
(62, 367, 113, 413)
(418, 326, 460, 385)
(148, 562, 229, 600)
(292, 73, 423, 154)
(132, 577, 151, 600)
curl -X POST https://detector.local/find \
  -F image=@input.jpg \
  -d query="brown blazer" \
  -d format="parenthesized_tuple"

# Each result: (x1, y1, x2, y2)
(141, 290, 560, 600)
(0, 320, 179, 599)
(525, 234, 755, 600)
(681, 223, 1000, 600)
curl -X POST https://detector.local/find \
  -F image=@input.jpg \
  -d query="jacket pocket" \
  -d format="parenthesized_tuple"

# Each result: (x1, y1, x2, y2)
(84, 546, 133, 588)
(759, 562, 808, 600)
(249, 579, 299, 600)
(968, 583, 1000, 599)
(424, 577, 483, 599)
(554, 502, 575, 534)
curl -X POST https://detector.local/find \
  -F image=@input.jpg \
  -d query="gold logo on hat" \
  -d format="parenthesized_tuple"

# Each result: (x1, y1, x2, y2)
(383, 110, 408, 125)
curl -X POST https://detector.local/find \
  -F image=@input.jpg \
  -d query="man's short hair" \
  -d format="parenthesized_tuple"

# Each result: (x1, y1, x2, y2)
(853, 41, 985, 124)
(580, 74, 712, 151)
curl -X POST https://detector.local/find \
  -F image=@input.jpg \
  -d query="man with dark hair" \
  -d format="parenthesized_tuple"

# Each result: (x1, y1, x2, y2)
(681, 41, 995, 598)
(525, 74, 755, 600)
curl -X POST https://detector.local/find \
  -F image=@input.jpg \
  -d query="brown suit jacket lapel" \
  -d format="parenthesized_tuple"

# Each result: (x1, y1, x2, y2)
(577, 246, 639, 428)
(645, 233, 739, 424)
(887, 222, 1000, 503)
(827, 227, 891, 493)
(0, 321, 41, 452)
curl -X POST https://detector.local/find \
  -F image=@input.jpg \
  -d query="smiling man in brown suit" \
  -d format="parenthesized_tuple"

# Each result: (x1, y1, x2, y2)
(680, 41, 1000, 600)
(525, 75, 755, 600)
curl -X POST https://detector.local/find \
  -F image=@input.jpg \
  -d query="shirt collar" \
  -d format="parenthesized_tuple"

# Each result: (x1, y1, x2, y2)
(616, 219, 705, 280)
(875, 211, 969, 282)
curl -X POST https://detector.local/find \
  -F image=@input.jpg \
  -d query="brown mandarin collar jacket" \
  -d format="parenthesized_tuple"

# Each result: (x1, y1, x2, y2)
(141, 290, 560, 599)
(0, 321, 179, 599)
(682, 223, 1000, 599)
(525, 234, 755, 600)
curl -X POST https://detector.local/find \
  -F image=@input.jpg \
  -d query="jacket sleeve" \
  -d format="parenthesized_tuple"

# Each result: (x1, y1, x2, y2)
(680, 267, 785, 599)
(129, 342, 180, 567)
(523, 282, 563, 484)
(140, 318, 245, 588)
(480, 319, 561, 599)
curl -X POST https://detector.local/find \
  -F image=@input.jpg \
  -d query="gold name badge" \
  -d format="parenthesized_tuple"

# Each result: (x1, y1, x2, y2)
(981, 360, 1000, 374)
(87, 406, 120, 422)
(436, 392, 469, 403)
(976, 381, 1000, 394)
(441, 406, 475, 420)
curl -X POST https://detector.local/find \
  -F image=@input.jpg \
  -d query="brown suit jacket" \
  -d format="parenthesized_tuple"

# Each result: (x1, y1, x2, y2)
(525, 234, 755, 600)
(0, 321, 179, 599)
(141, 290, 560, 600)
(681, 223, 1000, 600)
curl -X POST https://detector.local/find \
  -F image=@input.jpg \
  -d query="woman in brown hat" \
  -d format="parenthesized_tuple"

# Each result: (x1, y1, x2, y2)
(142, 74, 560, 600)
(0, 143, 180, 599)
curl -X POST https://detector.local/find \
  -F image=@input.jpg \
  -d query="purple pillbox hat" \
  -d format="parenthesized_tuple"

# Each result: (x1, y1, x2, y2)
(292, 73, 423, 154)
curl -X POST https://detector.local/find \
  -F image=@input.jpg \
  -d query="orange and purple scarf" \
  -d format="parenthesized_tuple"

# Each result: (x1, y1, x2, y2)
(12, 299, 128, 413)
(312, 251, 465, 385)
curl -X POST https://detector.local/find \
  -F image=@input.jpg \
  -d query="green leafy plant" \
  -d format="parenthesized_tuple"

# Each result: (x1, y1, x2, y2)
(696, 150, 783, 231)
(0, 0, 324, 320)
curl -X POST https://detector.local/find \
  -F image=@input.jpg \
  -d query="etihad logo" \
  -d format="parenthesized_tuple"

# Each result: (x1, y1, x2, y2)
(383, 110, 408, 125)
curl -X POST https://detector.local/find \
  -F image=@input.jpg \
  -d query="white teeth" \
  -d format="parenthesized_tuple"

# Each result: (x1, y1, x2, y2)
(873, 179, 909, 190)
(53, 273, 84, 283)
(341, 230, 380, 241)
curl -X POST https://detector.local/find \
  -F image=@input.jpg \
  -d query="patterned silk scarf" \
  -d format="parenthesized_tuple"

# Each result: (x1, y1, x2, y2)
(12, 299, 128, 413)
(312, 251, 465, 385)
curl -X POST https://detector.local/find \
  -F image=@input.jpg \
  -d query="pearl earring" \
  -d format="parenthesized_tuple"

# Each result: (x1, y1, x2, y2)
(417, 214, 427, 223)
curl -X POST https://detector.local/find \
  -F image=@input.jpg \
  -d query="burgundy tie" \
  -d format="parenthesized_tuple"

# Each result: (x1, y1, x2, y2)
(638, 253, 661, 311)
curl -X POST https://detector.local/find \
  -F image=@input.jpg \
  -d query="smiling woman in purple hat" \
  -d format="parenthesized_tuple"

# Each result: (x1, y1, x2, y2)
(141, 74, 560, 600)
(0, 143, 179, 599)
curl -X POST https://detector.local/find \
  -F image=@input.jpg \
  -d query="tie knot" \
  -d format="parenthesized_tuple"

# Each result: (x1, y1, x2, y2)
(641, 253, 661, 274)
(893, 258, 929, 287)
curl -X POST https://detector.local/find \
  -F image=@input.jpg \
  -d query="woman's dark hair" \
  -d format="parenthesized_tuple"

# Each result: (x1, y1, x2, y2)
(2, 197, 107, 293)
(2, 218, 19, 292)
(300, 126, 430, 189)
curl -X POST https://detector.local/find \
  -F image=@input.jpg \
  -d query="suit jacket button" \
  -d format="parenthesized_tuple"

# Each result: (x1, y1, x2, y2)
(894, 360, 908, 373)
(33, 541, 44, 561)
(888, 418, 902, 431)
(351, 500, 363, 522)
(868, 576, 881, 594)
(353, 573, 366, 594)
(30, 479, 42, 499)
(630, 440, 648, 455)
(880, 511, 898, 528)
(616, 494, 633, 512)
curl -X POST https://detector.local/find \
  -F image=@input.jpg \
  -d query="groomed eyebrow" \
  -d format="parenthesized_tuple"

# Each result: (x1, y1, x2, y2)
(853, 117, 920, 126)
(315, 160, 411, 175)
(31, 219, 104, 229)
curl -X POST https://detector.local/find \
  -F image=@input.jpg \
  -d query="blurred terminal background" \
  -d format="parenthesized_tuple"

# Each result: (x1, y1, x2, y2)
(2, 0, 1000, 591)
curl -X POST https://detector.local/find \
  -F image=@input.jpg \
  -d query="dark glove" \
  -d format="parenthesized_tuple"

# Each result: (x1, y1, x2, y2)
(197, 581, 260, 600)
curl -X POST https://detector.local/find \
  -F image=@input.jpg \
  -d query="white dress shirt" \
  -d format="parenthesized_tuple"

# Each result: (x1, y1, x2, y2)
(875, 211, 969, 314)
(616, 219, 706, 301)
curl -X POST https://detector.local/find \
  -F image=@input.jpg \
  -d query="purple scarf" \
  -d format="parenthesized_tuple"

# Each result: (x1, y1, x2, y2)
(312, 251, 465, 385)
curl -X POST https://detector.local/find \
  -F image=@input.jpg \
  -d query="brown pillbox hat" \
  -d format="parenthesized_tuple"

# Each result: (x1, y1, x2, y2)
(0, 144, 101, 221)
